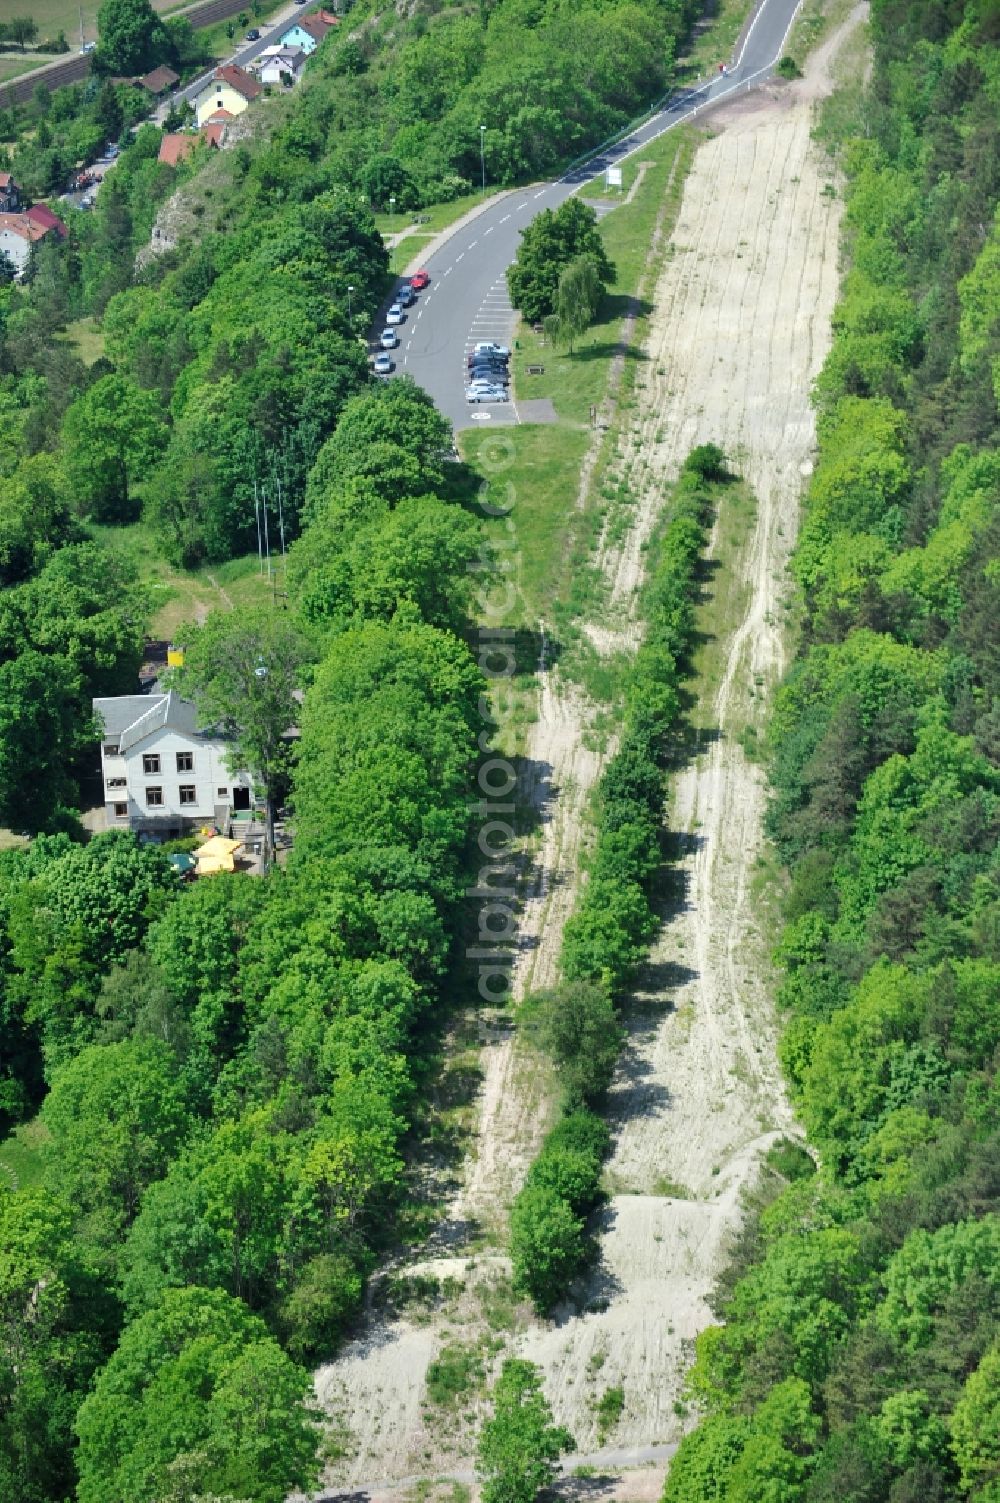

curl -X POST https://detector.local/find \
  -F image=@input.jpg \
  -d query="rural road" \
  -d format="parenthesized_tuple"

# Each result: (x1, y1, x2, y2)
(378, 0, 804, 431)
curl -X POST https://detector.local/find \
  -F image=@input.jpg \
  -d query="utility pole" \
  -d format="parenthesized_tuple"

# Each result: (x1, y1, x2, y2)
(480, 124, 486, 197)
(253, 478, 263, 576)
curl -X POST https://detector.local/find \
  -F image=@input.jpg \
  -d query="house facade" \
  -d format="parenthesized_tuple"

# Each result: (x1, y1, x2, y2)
(0, 213, 49, 276)
(94, 691, 256, 836)
(193, 65, 262, 126)
(258, 45, 306, 85)
(277, 12, 337, 54)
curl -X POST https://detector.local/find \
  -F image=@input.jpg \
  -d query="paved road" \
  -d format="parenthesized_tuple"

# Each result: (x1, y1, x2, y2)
(377, 0, 803, 432)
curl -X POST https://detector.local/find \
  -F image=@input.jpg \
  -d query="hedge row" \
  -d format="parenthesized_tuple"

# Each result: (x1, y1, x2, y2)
(511, 446, 728, 1312)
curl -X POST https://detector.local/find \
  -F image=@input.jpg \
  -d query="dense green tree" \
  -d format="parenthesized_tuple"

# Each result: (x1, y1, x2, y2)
(74, 1286, 321, 1503)
(544, 253, 606, 351)
(509, 1184, 587, 1312)
(478, 1359, 574, 1503)
(507, 198, 615, 323)
(528, 981, 622, 1107)
(61, 375, 168, 522)
(94, 0, 172, 76)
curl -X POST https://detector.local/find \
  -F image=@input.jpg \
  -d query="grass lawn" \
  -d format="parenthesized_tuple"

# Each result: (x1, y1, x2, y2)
(0, 1118, 51, 1193)
(90, 522, 278, 639)
(460, 423, 590, 629)
(59, 315, 105, 366)
(0, 53, 47, 85)
(373, 187, 506, 244)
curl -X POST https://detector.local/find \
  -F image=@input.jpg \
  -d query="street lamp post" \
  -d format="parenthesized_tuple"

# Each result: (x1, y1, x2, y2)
(388, 195, 396, 273)
(479, 124, 486, 197)
(347, 284, 354, 320)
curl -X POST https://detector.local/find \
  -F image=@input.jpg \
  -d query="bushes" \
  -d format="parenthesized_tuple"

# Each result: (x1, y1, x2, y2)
(511, 451, 724, 1312)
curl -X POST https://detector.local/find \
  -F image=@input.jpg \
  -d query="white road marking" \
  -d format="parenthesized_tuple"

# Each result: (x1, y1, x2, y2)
(533, 190, 544, 198)
(500, 214, 511, 222)
(471, 413, 492, 421)
(468, 240, 477, 247)
(484, 226, 494, 234)
(456, 253, 464, 262)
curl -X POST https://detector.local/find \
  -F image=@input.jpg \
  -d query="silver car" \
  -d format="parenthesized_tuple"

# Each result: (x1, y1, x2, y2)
(465, 384, 508, 403)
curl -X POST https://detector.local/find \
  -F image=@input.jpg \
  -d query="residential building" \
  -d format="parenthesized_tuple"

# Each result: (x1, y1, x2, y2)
(257, 44, 306, 85)
(0, 213, 49, 277)
(158, 124, 228, 167)
(140, 64, 180, 96)
(193, 64, 262, 126)
(94, 691, 256, 836)
(0, 172, 22, 212)
(24, 203, 67, 239)
(277, 11, 338, 55)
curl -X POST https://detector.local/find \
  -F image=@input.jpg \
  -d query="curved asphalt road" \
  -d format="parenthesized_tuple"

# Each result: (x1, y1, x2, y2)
(379, 0, 803, 431)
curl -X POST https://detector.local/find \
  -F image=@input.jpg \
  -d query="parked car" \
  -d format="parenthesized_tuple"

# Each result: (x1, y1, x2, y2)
(246, 27, 261, 39)
(465, 384, 507, 403)
(410, 269, 430, 290)
(380, 328, 398, 349)
(469, 370, 509, 388)
(386, 302, 405, 325)
(373, 352, 394, 375)
(107, 143, 120, 158)
(469, 360, 509, 379)
(470, 341, 509, 361)
(398, 285, 415, 307)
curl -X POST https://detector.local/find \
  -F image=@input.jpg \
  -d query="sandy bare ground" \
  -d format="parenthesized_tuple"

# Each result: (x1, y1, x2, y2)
(516, 15, 861, 1468)
(313, 11, 861, 1490)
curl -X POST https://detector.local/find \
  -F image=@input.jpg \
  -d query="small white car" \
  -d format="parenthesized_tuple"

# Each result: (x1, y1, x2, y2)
(373, 352, 394, 375)
(386, 303, 405, 325)
(470, 341, 509, 361)
(465, 384, 508, 403)
(380, 328, 398, 349)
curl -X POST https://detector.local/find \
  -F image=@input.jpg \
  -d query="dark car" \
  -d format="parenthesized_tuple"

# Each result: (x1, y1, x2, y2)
(469, 364, 509, 384)
(246, 27, 261, 39)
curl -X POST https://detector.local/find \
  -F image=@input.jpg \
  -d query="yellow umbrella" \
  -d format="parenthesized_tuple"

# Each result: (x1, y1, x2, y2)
(194, 835, 242, 876)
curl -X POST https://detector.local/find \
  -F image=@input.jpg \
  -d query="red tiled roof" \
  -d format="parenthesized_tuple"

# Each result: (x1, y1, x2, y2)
(24, 203, 67, 238)
(0, 172, 13, 189)
(200, 121, 228, 147)
(204, 108, 234, 122)
(212, 64, 263, 100)
(158, 133, 199, 167)
(0, 212, 49, 243)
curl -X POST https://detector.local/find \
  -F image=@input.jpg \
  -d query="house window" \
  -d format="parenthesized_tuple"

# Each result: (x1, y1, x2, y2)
(217, 787, 228, 797)
(176, 751, 194, 772)
(103, 743, 120, 756)
(106, 777, 127, 790)
(143, 754, 161, 775)
(113, 802, 128, 818)
(178, 786, 197, 806)
(145, 787, 164, 808)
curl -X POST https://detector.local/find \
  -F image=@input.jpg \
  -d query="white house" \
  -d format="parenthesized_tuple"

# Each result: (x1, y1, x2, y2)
(0, 212, 48, 277)
(257, 44, 306, 85)
(94, 691, 256, 835)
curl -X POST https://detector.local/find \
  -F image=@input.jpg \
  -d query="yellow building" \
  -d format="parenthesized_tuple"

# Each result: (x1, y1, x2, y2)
(193, 65, 263, 127)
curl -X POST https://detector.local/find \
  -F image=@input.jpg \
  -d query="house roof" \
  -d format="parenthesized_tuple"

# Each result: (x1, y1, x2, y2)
(0, 172, 15, 189)
(94, 691, 202, 752)
(212, 64, 263, 100)
(200, 120, 229, 147)
(141, 64, 180, 93)
(0, 212, 49, 243)
(204, 108, 235, 122)
(24, 203, 67, 238)
(158, 132, 199, 167)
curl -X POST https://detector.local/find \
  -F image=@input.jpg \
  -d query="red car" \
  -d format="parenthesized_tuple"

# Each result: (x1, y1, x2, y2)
(410, 269, 430, 290)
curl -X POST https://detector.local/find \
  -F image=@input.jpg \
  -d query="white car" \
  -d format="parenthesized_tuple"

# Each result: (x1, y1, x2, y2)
(465, 384, 508, 403)
(373, 352, 394, 375)
(470, 341, 509, 361)
(380, 328, 398, 349)
(386, 302, 405, 325)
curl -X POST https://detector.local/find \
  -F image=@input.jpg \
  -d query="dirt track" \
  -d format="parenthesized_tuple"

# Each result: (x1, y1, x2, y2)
(313, 11, 859, 1489)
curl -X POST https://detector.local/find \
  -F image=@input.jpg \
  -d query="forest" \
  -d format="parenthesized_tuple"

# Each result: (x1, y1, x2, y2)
(663, 0, 1000, 1499)
(0, 1, 705, 1500)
